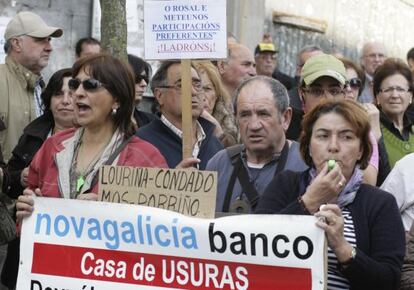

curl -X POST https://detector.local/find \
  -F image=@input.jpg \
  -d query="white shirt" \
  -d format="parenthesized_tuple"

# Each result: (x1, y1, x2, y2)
(381, 153, 414, 231)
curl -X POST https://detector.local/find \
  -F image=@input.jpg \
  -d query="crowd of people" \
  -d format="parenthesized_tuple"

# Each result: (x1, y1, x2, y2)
(1, 10, 414, 290)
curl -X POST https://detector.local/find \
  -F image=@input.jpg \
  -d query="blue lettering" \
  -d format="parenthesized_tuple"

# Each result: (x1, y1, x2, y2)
(121, 221, 136, 243)
(54, 215, 69, 236)
(87, 218, 102, 240)
(146, 215, 153, 245)
(182, 227, 198, 249)
(35, 213, 51, 235)
(71, 216, 85, 237)
(154, 224, 170, 247)
(172, 218, 179, 247)
(103, 220, 119, 249)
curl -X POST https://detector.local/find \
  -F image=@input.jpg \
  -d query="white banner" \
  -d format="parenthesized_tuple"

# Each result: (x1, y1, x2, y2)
(17, 197, 326, 290)
(144, 0, 227, 60)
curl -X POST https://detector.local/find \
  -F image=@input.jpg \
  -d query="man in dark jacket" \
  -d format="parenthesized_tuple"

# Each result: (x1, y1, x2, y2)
(136, 61, 223, 169)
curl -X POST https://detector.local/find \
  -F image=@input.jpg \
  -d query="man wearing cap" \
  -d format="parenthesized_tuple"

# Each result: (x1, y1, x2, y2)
(254, 42, 294, 91)
(0, 11, 62, 161)
(287, 54, 348, 140)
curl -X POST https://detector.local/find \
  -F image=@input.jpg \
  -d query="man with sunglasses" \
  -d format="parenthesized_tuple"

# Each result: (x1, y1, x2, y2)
(287, 54, 348, 139)
(136, 60, 223, 170)
(0, 11, 62, 162)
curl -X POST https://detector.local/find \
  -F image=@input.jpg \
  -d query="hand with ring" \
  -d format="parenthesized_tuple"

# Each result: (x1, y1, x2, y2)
(315, 204, 354, 264)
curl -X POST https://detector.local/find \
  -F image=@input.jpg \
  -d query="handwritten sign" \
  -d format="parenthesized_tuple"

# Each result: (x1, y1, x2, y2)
(144, 0, 227, 59)
(98, 165, 217, 218)
(17, 197, 327, 290)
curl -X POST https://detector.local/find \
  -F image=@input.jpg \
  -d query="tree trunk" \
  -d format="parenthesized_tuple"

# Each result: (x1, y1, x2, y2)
(99, 0, 128, 62)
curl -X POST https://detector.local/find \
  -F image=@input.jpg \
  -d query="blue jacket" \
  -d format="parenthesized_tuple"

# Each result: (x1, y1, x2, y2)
(136, 117, 223, 169)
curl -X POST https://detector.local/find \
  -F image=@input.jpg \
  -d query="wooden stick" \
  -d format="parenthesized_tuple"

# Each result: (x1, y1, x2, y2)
(181, 59, 193, 159)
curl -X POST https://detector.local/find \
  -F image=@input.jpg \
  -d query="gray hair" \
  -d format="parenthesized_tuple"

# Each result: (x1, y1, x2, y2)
(150, 60, 181, 92)
(297, 45, 323, 64)
(234, 75, 290, 115)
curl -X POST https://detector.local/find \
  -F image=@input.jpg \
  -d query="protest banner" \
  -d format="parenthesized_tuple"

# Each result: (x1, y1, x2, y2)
(17, 197, 326, 290)
(144, 0, 227, 158)
(144, 0, 227, 60)
(98, 165, 217, 218)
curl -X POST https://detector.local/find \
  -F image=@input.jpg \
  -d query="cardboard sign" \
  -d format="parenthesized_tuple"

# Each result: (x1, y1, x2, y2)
(98, 165, 217, 218)
(17, 197, 326, 290)
(144, 0, 227, 59)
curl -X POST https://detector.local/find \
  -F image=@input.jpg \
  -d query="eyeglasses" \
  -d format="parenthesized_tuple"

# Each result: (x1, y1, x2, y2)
(158, 79, 204, 92)
(302, 87, 345, 98)
(364, 53, 385, 60)
(346, 78, 362, 90)
(68, 78, 106, 91)
(379, 86, 410, 94)
(136, 75, 149, 84)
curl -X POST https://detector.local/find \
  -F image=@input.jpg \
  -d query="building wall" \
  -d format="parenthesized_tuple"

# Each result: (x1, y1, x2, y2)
(0, 0, 93, 79)
(264, 0, 414, 76)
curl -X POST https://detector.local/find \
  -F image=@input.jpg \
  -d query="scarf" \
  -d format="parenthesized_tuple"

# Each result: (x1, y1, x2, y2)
(309, 165, 363, 208)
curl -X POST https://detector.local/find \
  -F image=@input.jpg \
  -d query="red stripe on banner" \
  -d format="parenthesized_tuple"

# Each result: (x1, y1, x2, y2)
(32, 243, 312, 290)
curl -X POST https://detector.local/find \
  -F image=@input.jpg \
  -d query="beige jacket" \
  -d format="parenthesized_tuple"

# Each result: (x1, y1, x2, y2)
(0, 56, 39, 162)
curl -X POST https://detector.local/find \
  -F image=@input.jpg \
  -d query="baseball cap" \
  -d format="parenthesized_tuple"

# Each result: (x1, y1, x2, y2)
(4, 11, 63, 41)
(300, 54, 347, 86)
(254, 43, 278, 55)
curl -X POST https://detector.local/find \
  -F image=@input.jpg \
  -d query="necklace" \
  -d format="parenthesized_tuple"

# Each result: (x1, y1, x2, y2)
(72, 131, 113, 194)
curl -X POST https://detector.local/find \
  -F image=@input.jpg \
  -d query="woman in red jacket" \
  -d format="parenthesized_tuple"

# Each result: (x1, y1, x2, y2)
(16, 53, 167, 219)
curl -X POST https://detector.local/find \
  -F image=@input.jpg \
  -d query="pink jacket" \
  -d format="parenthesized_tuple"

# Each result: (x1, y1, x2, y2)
(28, 128, 167, 197)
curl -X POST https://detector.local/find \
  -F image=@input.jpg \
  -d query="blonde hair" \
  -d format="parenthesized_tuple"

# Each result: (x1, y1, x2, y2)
(192, 60, 232, 109)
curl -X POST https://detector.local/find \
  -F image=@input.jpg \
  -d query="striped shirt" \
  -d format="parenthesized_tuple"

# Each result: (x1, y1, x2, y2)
(327, 208, 356, 290)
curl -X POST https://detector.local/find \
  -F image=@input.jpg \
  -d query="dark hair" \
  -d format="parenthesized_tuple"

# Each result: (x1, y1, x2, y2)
(75, 37, 101, 57)
(373, 58, 414, 97)
(407, 47, 414, 62)
(233, 76, 289, 115)
(338, 57, 366, 95)
(299, 99, 372, 170)
(150, 60, 181, 92)
(72, 53, 135, 139)
(127, 54, 152, 83)
(41, 68, 73, 111)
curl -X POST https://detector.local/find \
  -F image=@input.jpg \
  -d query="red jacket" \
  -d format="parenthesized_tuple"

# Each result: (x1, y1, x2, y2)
(28, 128, 167, 197)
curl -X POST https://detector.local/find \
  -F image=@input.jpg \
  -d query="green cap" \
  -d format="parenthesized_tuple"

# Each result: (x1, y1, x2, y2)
(300, 54, 347, 86)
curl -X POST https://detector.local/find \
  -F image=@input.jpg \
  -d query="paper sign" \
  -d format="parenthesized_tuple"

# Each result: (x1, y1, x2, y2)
(98, 165, 217, 218)
(144, 0, 227, 59)
(17, 197, 326, 290)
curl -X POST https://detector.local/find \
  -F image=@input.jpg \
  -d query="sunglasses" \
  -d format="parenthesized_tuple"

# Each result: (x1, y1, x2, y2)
(346, 78, 362, 90)
(68, 78, 106, 91)
(136, 75, 149, 84)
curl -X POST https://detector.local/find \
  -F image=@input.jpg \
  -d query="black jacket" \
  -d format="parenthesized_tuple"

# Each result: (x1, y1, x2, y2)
(256, 170, 405, 290)
(136, 117, 223, 169)
(6, 111, 54, 199)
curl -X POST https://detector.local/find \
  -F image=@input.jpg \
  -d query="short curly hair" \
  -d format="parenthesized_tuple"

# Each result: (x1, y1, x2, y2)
(299, 99, 372, 169)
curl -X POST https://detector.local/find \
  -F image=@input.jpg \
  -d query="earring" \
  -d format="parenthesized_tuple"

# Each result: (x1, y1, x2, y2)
(112, 107, 118, 116)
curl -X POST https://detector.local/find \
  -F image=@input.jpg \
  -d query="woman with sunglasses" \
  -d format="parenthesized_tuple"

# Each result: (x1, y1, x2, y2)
(127, 54, 157, 130)
(16, 54, 167, 219)
(373, 58, 414, 169)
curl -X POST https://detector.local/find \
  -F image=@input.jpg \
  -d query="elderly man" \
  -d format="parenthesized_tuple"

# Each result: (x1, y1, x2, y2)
(136, 61, 223, 170)
(254, 42, 294, 90)
(217, 43, 256, 101)
(0, 11, 62, 161)
(359, 41, 387, 103)
(207, 76, 307, 214)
